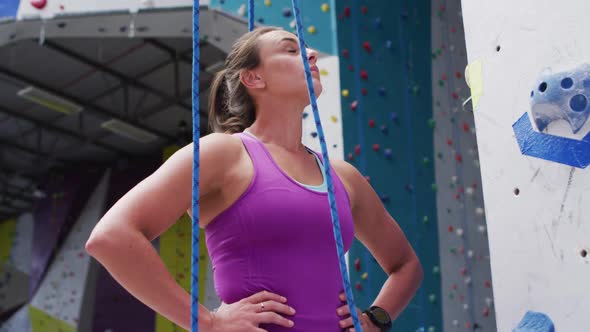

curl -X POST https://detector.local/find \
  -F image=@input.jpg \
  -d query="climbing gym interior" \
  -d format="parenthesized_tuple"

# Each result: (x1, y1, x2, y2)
(0, 0, 587, 331)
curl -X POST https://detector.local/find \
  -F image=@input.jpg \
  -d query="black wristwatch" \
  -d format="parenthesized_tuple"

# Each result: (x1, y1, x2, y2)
(363, 306, 392, 332)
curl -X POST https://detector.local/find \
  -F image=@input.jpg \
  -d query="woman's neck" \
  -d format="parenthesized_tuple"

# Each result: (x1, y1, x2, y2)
(246, 98, 306, 153)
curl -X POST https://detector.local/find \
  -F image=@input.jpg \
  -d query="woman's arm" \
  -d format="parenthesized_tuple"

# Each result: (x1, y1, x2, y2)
(333, 160, 424, 322)
(85, 133, 243, 331)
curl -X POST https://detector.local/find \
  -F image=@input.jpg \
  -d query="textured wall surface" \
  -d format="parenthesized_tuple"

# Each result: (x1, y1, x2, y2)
(336, 1, 441, 331)
(431, 1, 495, 331)
(461, 0, 590, 330)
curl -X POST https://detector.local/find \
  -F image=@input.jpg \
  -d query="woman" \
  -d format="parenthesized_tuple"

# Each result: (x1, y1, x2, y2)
(86, 27, 423, 332)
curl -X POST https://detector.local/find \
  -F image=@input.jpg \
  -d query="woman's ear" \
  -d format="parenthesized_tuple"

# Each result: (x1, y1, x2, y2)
(240, 69, 266, 90)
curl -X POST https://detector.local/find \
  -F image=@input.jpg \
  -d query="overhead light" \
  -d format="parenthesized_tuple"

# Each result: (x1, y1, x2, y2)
(205, 61, 225, 74)
(17, 86, 83, 115)
(101, 119, 158, 144)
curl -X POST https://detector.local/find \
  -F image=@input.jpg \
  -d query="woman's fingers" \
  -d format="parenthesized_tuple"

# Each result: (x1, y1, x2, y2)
(255, 312, 295, 328)
(249, 300, 296, 315)
(246, 290, 287, 304)
(338, 307, 363, 329)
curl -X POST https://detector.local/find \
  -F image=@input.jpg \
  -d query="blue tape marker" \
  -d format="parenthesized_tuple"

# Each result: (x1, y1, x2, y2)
(513, 112, 590, 168)
(512, 311, 555, 332)
(0, 0, 19, 20)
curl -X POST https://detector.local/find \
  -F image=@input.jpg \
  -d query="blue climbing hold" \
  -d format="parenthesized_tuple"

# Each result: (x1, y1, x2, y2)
(513, 311, 555, 332)
(282, 7, 293, 17)
(530, 63, 590, 133)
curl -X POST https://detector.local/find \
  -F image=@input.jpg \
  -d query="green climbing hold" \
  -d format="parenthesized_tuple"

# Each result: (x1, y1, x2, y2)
(422, 157, 430, 166)
(428, 326, 436, 332)
(427, 118, 436, 129)
(422, 216, 429, 224)
(437, 152, 443, 159)
(432, 266, 440, 275)
(431, 183, 438, 192)
(438, 79, 444, 87)
(428, 294, 436, 304)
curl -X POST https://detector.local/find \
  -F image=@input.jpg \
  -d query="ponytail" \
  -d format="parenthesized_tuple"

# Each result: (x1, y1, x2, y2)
(207, 26, 281, 134)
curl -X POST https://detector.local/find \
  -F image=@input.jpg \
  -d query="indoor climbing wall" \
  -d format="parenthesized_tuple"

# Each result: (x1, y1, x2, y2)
(209, 0, 337, 55)
(30, 168, 103, 299)
(0, 304, 31, 332)
(461, 0, 590, 330)
(301, 55, 344, 159)
(155, 146, 220, 332)
(0, 213, 33, 317)
(29, 170, 109, 332)
(336, 1, 442, 331)
(430, 1, 496, 331)
(91, 159, 159, 332)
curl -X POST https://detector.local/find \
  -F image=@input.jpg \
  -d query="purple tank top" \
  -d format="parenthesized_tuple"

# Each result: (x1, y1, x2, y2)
(205, 132, 355, 332)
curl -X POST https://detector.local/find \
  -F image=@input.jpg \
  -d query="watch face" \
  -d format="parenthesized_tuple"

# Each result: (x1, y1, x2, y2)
(371, 307, 391, 324)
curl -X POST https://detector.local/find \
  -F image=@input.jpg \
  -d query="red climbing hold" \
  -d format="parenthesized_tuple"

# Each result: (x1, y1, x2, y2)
(360, 70, 368, 80)
(483, 306, 490, 317)
(347, 152, 354, 161)
(447, 138, 453, 146)
(361, 5, 368, 14)
(450, 26, 456, 33)
(484, 280, 491, 288)
(361, 88, 368, 96)
(463, 122, 470, 132)
(363, 41, 372, 53)
(452, 92, 459, 100)
(356, 282, 362, 290)
(342, 49, 349, 58)
(447, 225, 454, 232)
(350, 100, 358, 111)
(455, 153, 463, 163)
(372, 144, 380, 151)
(455, 71, 462, 79)
(354, 258, 361, 271)
(368, 119, 375, 127)
(441, 73, 447, 81)
(31, 0, 47, 9)
(354, 144, 361, 155)
(460, 267, 467, 276)
(344, 6, 351, 17)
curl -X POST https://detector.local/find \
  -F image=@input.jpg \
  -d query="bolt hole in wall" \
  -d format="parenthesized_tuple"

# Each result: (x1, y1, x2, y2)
(581, 249, 588, 258)
(496, 45, 501, 52)
(513, 188, 520, 196)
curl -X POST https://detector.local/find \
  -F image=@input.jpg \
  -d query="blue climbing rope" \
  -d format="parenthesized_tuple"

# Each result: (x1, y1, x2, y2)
(191, 1, 200, 331)
(290, 1, 363, 331)
(248, 0, 255, 31)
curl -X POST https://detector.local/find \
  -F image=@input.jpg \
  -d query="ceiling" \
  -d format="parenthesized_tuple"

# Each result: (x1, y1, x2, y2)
(0, 35, 226, 220)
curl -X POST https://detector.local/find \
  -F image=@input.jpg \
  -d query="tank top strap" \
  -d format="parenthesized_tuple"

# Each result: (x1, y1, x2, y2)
(234, 132, 281, 177)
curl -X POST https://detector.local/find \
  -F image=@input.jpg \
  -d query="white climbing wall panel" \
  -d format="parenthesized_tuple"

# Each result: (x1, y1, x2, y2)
(461, 0, 590, 331)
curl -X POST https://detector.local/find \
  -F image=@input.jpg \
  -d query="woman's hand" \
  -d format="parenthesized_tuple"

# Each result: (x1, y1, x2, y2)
(337, 292, 381, 332)
(209, 290, 296, 332)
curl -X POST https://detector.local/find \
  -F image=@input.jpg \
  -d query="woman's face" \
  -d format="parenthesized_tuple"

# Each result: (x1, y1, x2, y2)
(250, 30, 322, 104)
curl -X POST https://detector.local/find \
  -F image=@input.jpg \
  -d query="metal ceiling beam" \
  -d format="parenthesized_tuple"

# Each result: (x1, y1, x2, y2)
(0, 106, 136, 158)
(144, 38, 199, 66)
(0, 65, 175, 142)
(1, 191, 34, 204)
(42, 40, 205, 118)
(0, 136, 68, 164)
(88, 47, 196, 109)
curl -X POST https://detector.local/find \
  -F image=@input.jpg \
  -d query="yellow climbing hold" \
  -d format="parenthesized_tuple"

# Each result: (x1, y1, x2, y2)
(330, 115, 338, 123)
(361, 272, 368, 280)
(342, 89, 349, 97)
(320, 69, 328, 76)
(264, 0, 272, 6)
(307, 26, 317, 34)
(321, 3, 330, 12)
